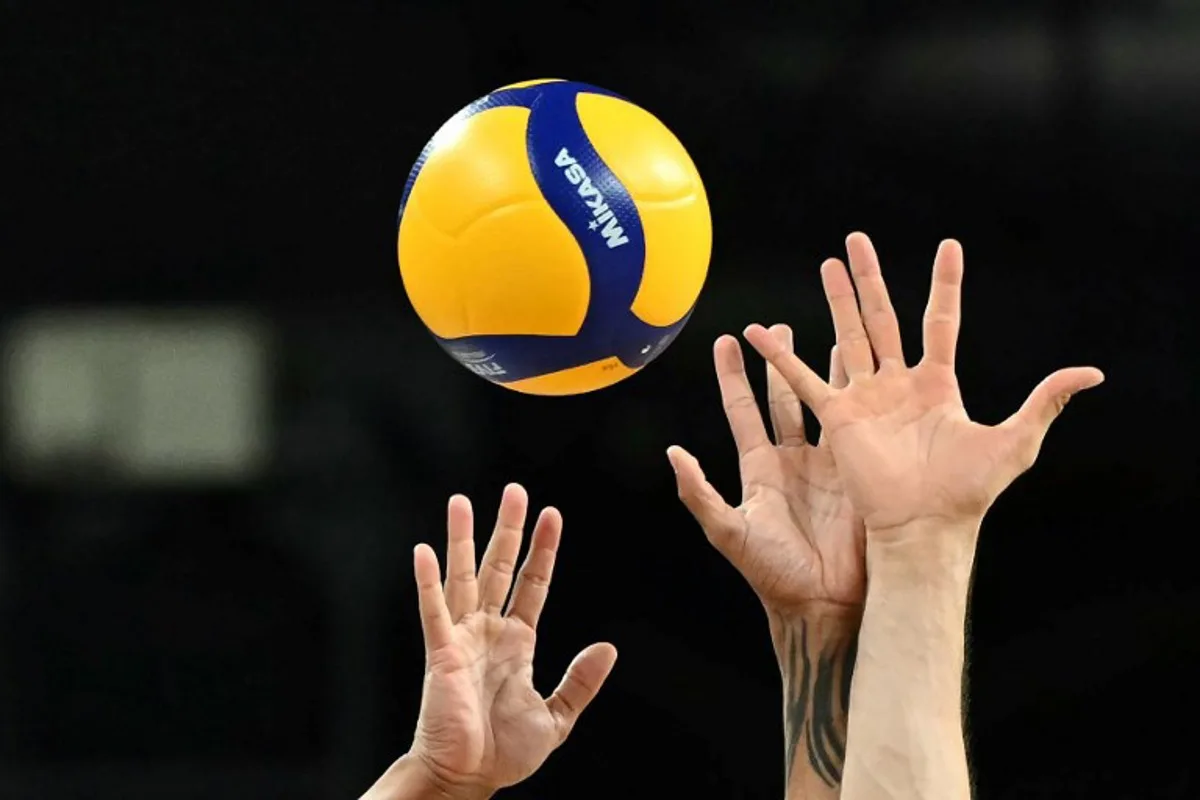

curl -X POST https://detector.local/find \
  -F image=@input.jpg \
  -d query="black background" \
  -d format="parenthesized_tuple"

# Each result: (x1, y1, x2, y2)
(2, 1, 1197, 798)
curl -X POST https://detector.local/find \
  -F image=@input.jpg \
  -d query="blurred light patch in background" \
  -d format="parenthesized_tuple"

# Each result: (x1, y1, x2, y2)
(2, 310, 271, 484)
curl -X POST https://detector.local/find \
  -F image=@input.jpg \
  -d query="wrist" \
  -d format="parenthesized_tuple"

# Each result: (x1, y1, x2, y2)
(766, 599, 863, 625)
(362, 753, 493, 800)
(862, 522, 978, 645)
(766, 602, 860, 662)
(766, 602, 858, 794)
(866, 517, 979, 591)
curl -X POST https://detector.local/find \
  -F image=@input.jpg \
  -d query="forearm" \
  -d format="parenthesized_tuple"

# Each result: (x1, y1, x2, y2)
(361, 754, 492, 800)
(770, 605, 861, 800)
(840, 524, 978, 800)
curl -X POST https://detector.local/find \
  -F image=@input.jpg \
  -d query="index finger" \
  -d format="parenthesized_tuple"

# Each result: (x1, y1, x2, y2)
(742, 324, 833, 415)
(504, 506, 562, 630)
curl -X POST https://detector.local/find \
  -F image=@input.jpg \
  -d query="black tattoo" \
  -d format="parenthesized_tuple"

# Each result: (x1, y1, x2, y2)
(780, 617, 858, 788)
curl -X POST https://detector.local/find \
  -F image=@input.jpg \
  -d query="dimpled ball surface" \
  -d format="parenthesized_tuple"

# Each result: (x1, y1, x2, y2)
(397, 79, 711, 395)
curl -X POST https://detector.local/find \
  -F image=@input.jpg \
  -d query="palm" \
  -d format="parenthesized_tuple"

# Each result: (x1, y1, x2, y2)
(409, 486, 617, 795)
(739, 442, 863, 607)
(817, 363, 999, 530)
(744, 234, 1103, 534)
(672, 327, 866, 613)
(418, 615, 558, 787)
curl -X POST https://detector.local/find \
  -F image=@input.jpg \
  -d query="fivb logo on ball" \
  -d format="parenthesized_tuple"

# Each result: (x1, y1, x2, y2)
(554, 148, 630, 249)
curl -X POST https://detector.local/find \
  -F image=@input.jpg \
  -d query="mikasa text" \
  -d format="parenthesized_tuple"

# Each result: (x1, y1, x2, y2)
(554, 148, 631, 249)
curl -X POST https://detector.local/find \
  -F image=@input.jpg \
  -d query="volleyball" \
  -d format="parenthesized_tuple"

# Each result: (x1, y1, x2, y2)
(397, 79, 711, 395)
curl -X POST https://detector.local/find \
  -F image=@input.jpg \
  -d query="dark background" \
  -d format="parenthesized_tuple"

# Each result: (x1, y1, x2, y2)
(2, 1, 1197, 798)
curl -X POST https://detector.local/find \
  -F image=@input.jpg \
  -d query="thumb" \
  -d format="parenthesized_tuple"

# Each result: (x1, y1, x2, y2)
(666, 445, 746, 557)
(1001, 366, 1104, 470)
(547, 642, 617, 741)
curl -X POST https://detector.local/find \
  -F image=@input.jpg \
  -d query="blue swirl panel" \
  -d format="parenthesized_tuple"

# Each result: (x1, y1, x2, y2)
(411, 81, 692, 385)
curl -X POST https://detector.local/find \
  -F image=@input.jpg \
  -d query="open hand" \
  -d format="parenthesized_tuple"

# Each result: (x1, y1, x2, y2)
(744, 233, 1103, 534)
(407, 484, 617, 797)
(669, 326, 865, 614)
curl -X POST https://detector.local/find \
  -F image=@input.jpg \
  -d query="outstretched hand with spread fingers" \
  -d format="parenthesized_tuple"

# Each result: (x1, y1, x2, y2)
(668, 325, 866, 614)
(406, 484, 617, 797)
(743, 233, 1104, 535)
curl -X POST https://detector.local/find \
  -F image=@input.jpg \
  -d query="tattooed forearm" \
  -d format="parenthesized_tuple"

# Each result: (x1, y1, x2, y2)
(774, 612, 859, 790)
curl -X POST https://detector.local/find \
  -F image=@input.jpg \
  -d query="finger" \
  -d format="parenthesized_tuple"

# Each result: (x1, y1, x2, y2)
(845, 232, 905, 366)
(413, 544, 454, 653)
(477, 483, 527, 615)
(818, 346, 848, 446)
(443, 494, 478, 621)
(1000, 366, 1105, 471)
(829, 344, 849, 390)
(820, 258, 875, 379)
(667, 445, 748, 558)
(743, 324, 833, 415)
(547, 642, 618, 741)
(766, 325, 806, 446)
(504, 506, 562, 629)
(713, 335, 772, 460)
(922, 239, 964, 367)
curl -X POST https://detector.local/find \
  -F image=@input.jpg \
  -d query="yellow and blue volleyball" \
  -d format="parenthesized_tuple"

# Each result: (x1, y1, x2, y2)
(397, 79, 711, 395)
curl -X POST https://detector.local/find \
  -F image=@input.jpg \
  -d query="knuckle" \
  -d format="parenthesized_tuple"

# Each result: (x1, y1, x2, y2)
(766, 395, 796, 412)
(862, 304, 896, 323)
(556, 691, 580, 718)
(924, 311, 958, 326)
(739, 440, 772, 462)
(489, 557, 517, 577)
(722, 395, 758, 414)
(841, 327, 869, 344)
(519, 570, 551, 590)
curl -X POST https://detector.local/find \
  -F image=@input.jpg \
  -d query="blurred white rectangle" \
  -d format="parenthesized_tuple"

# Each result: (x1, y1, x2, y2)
(3, 310, 271, 484)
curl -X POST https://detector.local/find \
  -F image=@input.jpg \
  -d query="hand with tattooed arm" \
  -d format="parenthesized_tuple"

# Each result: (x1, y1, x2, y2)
(745, 233, 1102, 799)
(362, 484, 617, 800)
(669, 325, 865, 799)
